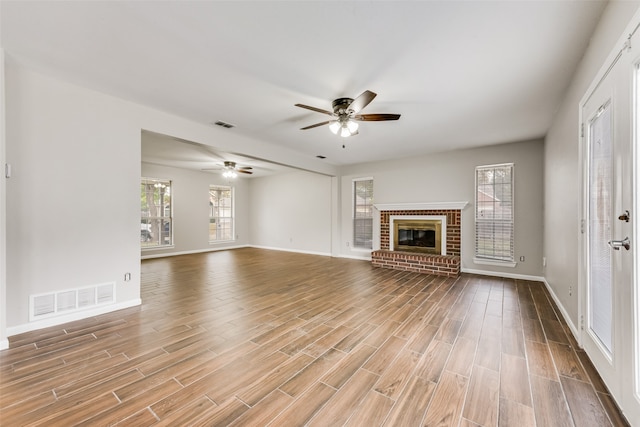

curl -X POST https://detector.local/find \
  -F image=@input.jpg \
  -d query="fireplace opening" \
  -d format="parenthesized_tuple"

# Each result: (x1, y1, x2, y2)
(398, 229, 436, 248)
(393, 219, 442, 254)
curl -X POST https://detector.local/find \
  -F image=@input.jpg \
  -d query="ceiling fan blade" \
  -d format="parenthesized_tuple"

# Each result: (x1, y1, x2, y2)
(238, 166, 253, 171)
(295, 104, 334, 116)
(237, 169, 253, 174)
(353, 113, 401, 121)
(301, 120, 333, 130)
(347, 90, 377, 114)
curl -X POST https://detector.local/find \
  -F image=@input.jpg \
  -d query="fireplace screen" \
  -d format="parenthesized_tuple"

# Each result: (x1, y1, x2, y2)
(393, 219, 442, 254)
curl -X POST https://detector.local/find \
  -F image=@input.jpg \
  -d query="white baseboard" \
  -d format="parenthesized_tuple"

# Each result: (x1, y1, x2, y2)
(249, 246, 371, 261)
(248, 245, 332, 257)
(461, 267, 544, 282)
(542, 278, 581, 346)
(0, 338, 8, 351)
(142, 245, 368, 261)
(6, 298, 142, 338)
(141, 245, 249, 259)
(337, 254, 372, 261)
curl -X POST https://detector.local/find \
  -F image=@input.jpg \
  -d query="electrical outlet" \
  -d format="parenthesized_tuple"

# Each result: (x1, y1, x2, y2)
(569, 285, 572, 296)
(124, 272, 131, 282)
(346, 241, 350, 247)
(542, 257, 547, 267)
(519, 256, 525, 262)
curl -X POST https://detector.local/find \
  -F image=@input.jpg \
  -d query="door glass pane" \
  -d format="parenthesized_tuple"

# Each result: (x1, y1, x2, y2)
(588, 102, 613, 354)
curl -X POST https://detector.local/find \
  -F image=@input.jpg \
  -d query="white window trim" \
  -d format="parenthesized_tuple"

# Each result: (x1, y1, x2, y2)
(141, 177, 173, 250)
(209, 185, 235, 244)
(474, 163, 515, 264)
(351, 177, 374, 216)
(352, 177, 374, 250)
(473, 257, 517, 268)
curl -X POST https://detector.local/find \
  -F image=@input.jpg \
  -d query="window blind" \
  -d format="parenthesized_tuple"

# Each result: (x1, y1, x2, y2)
(353, 179, 373, 249)
(475, 164, 514, 262)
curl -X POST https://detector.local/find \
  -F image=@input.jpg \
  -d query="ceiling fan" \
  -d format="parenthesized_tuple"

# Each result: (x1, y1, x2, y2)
(295, 90, 400, 137)
(202, 161, 253, 178)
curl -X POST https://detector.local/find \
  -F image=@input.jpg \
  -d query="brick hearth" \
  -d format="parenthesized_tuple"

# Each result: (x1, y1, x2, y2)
(372, 208, 461, 277)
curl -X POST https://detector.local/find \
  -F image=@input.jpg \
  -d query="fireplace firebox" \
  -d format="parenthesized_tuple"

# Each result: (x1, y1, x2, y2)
(393, 219, 442, 254)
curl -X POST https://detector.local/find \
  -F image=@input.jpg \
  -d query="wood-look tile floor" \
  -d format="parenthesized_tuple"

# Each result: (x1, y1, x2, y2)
(0, 248, 630, 426)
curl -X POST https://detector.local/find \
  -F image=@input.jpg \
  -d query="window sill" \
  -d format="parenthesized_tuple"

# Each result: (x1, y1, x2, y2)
(142, 245, 175, 252)
(473, 258, 517, 268)
(209, 240, 235, 245)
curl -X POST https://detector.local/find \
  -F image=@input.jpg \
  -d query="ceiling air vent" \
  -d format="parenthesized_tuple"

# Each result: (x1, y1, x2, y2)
(213, 120, 235, 129)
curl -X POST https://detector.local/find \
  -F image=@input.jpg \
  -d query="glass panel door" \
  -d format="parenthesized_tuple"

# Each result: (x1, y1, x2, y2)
(580, 22, 640, 424)
(587, 102, 613, 355)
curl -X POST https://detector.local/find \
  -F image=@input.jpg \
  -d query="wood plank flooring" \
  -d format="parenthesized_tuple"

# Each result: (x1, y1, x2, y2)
(0, 248, 630, 426)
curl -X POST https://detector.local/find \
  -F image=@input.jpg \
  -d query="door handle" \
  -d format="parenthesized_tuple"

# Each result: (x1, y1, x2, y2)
(608, 237, 630, 251)
(618, 210, 630, 222)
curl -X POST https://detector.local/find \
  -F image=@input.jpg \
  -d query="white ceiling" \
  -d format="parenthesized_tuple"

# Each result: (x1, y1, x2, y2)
(1, 0, 607, 170)
(141, 130, 301, 178)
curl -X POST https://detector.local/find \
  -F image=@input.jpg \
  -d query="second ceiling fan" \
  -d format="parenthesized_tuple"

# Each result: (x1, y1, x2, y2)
(295, 90, 400, 137)
(202, 161, 253, 178)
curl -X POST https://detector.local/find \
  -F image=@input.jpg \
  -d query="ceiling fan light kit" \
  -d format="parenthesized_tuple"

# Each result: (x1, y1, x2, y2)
(201, 161, 253, 178)
(296, 90, 400, 138)
(329, 118, 359, 137)
(222, 161, 252, 178)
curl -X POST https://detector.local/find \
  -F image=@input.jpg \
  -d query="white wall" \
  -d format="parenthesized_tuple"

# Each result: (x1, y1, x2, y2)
(339, 139, 545, 278)
(249, 170, 333, 256)
(6, 61, 140, 327)
(0, 46, 7, 348)
(141, 162, 250, 258)
(3, 60, 333, 333)
(544, 1, 640, 325)
(5, 62, 143, 330)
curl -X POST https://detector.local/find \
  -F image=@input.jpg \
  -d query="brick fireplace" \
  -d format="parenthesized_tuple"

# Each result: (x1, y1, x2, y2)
(371, 202, 467, 277)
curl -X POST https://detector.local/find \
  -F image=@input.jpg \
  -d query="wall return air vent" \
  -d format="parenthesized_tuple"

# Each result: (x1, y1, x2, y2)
(30, 282, 116, 322)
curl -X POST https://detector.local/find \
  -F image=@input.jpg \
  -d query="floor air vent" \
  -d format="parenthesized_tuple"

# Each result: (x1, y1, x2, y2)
(30, 282, 116, 321)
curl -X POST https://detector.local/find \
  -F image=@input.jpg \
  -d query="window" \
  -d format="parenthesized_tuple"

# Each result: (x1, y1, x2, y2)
(353, 178, 374, 249)
(141, 178, 172, 248)
(475, 164, 514, 262)
(209, 185, 234, 242)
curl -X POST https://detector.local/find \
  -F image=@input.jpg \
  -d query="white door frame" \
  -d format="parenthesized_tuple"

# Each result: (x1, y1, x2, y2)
(579, 11, 640, 425)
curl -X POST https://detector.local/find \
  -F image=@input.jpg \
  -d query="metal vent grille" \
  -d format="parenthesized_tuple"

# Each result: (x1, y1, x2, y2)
(213, 120, 235, 129)
(30, 282, 116, 321)
(33, 294, 55, 317)
(57, 290, 77, 312)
